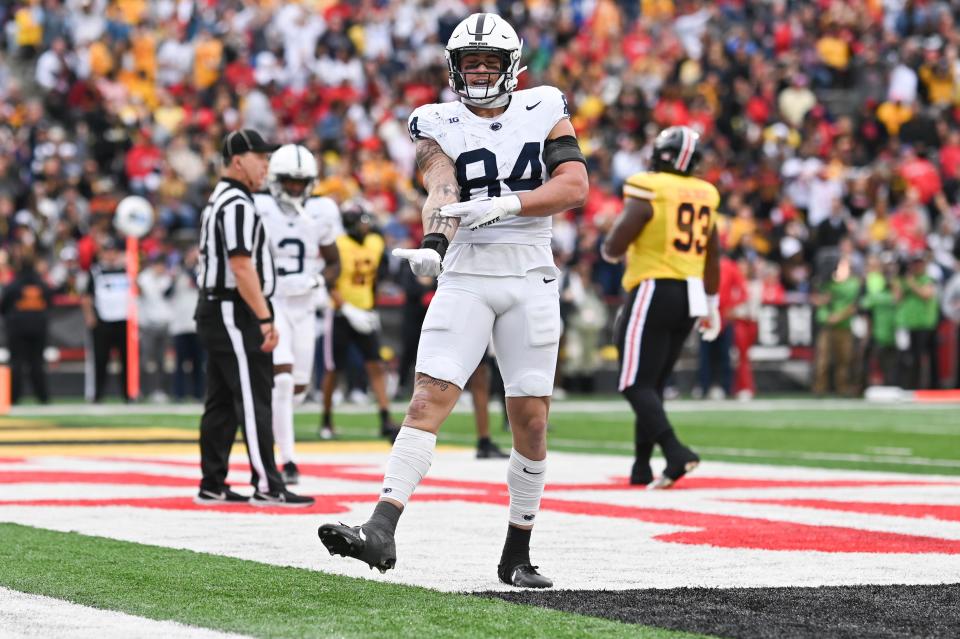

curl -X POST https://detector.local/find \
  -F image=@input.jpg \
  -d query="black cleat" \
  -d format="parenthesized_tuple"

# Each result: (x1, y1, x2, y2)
(282, 462, 300, 485)
(649, 447, 700, 490)
(193, 486, 248, 505)
(250, 489, 315, 507)
(498, 563, 553, 588)
(477, 439, 510, 459)
(318, 522, 397, 573)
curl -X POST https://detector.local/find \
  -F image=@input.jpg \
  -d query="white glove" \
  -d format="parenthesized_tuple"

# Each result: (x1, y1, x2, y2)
(340, 303, 380, 334)
(698, 294, 722, 342)
(440, 195, 521, 230)
(392, 247, 442, 277)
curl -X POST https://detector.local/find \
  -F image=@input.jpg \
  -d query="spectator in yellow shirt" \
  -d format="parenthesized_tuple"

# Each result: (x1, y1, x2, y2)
(918, 53, 954, 107)
(816, 28, 850, 87)
(15, 2, 43, 57)
(876, 100, 913, 137)
(131, 26, 157, 80)
(193, 30, 223, 91)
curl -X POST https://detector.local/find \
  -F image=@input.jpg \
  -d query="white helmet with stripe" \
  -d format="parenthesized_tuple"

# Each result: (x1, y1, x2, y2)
(268, 144, 319, 211)
(445, 13, 526, 108)
(652, 126, 702, 175)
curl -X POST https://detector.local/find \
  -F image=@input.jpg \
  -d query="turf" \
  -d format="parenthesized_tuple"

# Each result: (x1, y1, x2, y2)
(483, 584, 960, 639)
(0, 523, 705, 639)
(12, 402, 960, 475)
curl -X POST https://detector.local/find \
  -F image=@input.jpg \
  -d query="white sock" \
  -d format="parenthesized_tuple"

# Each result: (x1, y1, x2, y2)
(272, 372, 296, 464)
(380, 426, 436, 506)
(507, 449, 546, 526)
(293, 389, 308, 405)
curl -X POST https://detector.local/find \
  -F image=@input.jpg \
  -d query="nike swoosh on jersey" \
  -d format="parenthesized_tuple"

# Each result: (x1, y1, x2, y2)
(526, 101, 542, 111)
(542, 277, 556, 283)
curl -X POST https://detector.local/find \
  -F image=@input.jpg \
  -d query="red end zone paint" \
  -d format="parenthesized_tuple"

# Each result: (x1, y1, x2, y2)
(0, 471, 198, 486)
(732, 499, 960, 523)
(2, 461, 960, 555)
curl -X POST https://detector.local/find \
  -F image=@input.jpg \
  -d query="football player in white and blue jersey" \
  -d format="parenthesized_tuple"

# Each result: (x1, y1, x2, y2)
(255, 144, 341, 484)
(319, 13, 588, 588)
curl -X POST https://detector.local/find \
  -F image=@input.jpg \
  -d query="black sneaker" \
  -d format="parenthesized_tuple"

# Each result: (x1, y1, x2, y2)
(318, 521, 397, 573)
(282, 462, 300, 485)
(476, 439, 509, 459)
(250, 489, 315, 508)
(498, 563, 553, 588)
(193, 487, 249, 506)
(649, 447, 700, 490)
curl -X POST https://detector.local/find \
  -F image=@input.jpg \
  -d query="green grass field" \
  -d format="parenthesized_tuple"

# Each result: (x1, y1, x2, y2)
(0, 523, 703, 639)
(32, 401, 960, 476)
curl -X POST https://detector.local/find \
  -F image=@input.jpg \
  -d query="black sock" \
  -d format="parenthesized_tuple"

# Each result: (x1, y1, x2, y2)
(322, 412, 332, 427)
(366, 500, 402, 535)
(478, 436, 491, 448)
(379, 408, 390, 426)
(499, 525, 532, 569)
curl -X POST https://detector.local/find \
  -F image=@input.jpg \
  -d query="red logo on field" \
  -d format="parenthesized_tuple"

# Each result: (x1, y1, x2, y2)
(1, 458, 958, 555)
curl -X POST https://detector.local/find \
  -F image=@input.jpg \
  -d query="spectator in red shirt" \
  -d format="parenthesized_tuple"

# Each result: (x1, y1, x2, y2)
(899, 147, 942, 205)
(124, 129, 162, 194)
(889, 188, 929, 255)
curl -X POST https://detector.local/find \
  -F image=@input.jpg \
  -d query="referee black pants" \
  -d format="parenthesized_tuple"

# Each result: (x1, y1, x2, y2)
(196, 298, 284, 494)
(92, 320, 128, 402)
(615, 279, 696, 450)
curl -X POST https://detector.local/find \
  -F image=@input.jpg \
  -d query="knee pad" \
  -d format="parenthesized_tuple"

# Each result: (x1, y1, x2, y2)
(505, 373, 553, 398)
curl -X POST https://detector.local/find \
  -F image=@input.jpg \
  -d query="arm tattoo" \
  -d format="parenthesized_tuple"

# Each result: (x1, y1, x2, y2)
(426, 207, 455, 234)
(415, 139, 460, 239)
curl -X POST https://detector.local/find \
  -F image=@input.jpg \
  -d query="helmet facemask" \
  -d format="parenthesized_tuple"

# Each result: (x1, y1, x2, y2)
(446, 47, 520, 106)
(268, 174, 316, 214)
(267, 145, 319, 214)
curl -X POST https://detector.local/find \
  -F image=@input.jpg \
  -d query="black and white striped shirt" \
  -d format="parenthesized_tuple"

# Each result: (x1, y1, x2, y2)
(197, 178, 276, 298)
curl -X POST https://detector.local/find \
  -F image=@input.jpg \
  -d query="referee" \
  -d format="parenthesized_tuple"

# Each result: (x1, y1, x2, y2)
(194, 129, 314, 507)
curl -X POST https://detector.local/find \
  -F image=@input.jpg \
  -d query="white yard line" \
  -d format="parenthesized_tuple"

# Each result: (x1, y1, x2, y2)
(0, 587, 251, 639)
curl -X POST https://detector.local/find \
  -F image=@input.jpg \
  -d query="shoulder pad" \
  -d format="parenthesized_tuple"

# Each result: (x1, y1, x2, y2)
(408, 104, 451, 143)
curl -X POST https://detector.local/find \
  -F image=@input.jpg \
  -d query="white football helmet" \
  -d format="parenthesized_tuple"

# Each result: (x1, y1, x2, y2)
(268, 144, 318, 212)
(445, 13, 525, 107)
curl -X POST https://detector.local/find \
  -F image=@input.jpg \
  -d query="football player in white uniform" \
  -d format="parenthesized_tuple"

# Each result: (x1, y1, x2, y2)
(255, 144, 341, 484)
(319, 13, 588, 588)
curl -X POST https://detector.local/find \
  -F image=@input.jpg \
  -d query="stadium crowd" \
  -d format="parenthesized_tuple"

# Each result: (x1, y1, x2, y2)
(0, 0, 959, 402)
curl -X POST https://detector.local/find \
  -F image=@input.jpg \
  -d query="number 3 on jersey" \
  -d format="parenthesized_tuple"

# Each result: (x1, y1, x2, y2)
(277, 238, 305, 275)
(455, 143, 542, 200)
(673, 203, 710, 255)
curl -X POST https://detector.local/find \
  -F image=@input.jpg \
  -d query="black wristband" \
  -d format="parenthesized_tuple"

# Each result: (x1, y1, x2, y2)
(421, 233, 450, 258)
(258, 316, 273, 325)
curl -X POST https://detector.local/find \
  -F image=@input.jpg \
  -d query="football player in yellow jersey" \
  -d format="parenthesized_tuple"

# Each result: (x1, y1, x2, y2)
(320, 200, 399, 442)
(601, 126, 722, 489)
